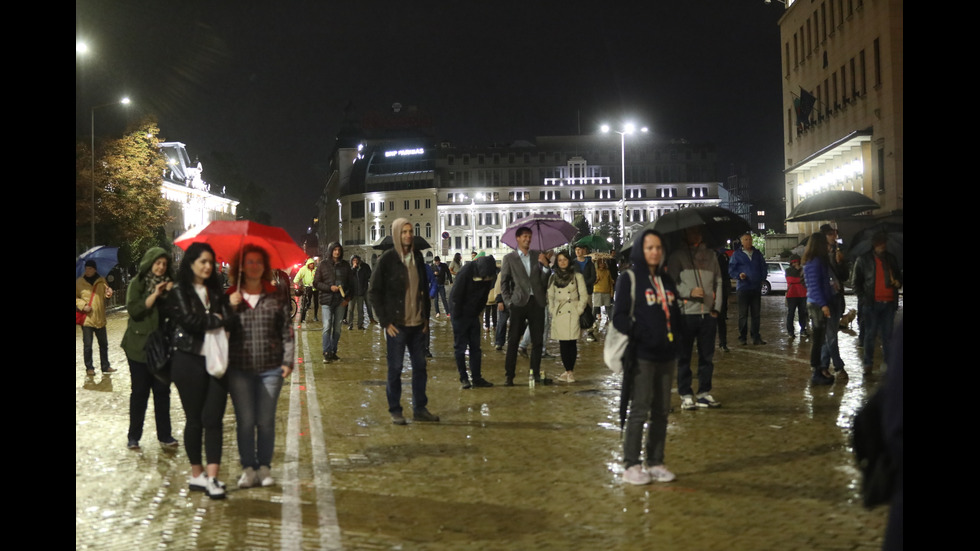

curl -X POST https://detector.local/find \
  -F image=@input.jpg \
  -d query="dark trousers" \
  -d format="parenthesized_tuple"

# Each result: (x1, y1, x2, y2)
(736, 289, 762, 342)
(558, 340, 577, 372)
(677, 314, 716, 397)
(504, 302, 544, 380)
(717, 290, 729, 347)
(82, 326, 110, 371)
(171, 350, 228, 466)
(624, 357, 674, 468)
(807, 303, 828, 371)
(452, 316, 483, 382)
(127, 358, 173, 443)
(495, 307, 509, 347)
(385, 325, 428, 414)
(786, 297, 808, 335)
(483, 305, 496, 328)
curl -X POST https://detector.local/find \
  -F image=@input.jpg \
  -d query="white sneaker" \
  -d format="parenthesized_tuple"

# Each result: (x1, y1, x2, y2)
(681, 396, 697, 410)
(206, 477, 227, 499)
(238, 467, 256, 489)
(647, 465, 676, 482)
(696, 394, 721, 408)
(257, 466, 274, 487)
(622, 464, 652, 485)
(188, 472, 208, 492)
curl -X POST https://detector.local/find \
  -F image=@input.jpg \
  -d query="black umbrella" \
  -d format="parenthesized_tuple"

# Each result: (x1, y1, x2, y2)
(785, 190, 880, 222)
(846, 223, 903, 270)
(653, 206, 751, 247)
(371, 235, 432, 251)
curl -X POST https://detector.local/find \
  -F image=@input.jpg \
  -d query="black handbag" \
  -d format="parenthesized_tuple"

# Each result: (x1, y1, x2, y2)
(579, 307, 595, 329)
(144, 328, 173, 379)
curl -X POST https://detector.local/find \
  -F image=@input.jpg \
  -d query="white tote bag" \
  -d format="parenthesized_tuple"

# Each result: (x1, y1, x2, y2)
(203, 328, 229, 378)
(603, 270, 635, 374)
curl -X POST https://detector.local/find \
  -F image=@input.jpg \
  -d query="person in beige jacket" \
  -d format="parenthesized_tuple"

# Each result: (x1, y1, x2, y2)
(76, 259, 115, 375)
(547, 251, 589, 383)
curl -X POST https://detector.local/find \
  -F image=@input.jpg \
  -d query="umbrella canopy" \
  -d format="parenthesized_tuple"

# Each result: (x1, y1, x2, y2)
(846, 223, 904, 270)
(173, 220, 306, 270)
(76, 245, 119, 278)
(371, 235, 432, 251)
(501, 214, 577, 250)
(785, 190, 880, 222)
(652, 206, 751, 248)
(574, 234, 614, 251)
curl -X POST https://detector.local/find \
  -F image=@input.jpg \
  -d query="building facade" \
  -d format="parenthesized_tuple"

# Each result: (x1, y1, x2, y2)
(320, 130, 726, 265)
(158, 141, 239, 243)
(778, 0, 903, 236)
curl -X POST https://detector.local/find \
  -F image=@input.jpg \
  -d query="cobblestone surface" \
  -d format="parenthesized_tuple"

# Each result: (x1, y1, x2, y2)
(76, 294, 893, 549)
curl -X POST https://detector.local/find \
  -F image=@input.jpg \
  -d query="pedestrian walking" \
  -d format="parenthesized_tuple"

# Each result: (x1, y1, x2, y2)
(431, 256, 452, 318)
(803, 233, 836, 386)
(819, 225, 848, 376)
(851, 232, 902, 371)
(368, 218, 439, 425)
(547, 250, 589, 383)
(120, 247, 178, 450)
(493, 274, 509, 351)
(314, 242, 350, 362)
(226, 245, 294, 489)
(615, 229, 681, 485)
(346, 255, 371, 329)
(77, 259, 115, 375)
(592, 258, 614, 329)
(574, 245, 598, 341)
(449, 254, 497, 389)
(728, 232, 767, 345)
(293, 258, 317, 323)
(785, 254, 808, 338)
(168, 243, 235, 499)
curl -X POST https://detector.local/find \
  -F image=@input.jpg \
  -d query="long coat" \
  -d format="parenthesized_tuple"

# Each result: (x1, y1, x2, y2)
(548, 272, 589, 341)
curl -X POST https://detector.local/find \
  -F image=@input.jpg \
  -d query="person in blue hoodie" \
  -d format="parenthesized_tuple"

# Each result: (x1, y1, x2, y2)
(613, 229, 682, 486)
(728, 232, 768, 345)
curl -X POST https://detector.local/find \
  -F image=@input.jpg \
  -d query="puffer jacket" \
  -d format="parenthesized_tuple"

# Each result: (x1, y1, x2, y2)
(120, 247, 173, 362)
(168, 281, 234, 355)
(548, 271, 589, 341)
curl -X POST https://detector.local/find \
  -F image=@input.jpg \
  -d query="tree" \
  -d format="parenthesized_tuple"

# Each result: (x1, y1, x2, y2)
(76, 117, 172, 264)
(572, 215, 592, 242)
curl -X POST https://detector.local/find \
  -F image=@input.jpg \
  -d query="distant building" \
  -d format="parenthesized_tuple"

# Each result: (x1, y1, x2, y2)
(158, 141, 239, 243)
(778, 0, 903, 236)
(319, 125, 726, 264)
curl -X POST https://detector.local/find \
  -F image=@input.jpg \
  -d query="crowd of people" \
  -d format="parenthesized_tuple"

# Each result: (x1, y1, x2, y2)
(77, 220, 901, 495)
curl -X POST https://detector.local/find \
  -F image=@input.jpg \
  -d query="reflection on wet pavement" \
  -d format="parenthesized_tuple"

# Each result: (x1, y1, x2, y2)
(77, 294, 894, 549)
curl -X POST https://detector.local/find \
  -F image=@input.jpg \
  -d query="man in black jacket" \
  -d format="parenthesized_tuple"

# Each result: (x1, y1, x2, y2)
(449, 255, 496, 389)
(368, 219, 439, 425)
(346, 255, 372, 329)
(314, 242, 350, 362)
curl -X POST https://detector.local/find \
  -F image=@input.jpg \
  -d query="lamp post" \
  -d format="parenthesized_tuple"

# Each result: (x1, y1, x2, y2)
(90, 97, 131, 248)
(601, 123, 648, 242)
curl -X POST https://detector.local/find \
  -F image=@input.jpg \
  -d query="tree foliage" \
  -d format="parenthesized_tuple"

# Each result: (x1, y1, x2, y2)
(76, 116, 172, 263)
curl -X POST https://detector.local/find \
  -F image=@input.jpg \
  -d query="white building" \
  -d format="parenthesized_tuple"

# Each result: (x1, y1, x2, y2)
(158, 141, 239, 242)
(320, 128, 725, 264)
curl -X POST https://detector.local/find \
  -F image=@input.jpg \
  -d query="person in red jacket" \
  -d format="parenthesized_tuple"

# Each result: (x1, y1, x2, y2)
(784, 254, 808, 338)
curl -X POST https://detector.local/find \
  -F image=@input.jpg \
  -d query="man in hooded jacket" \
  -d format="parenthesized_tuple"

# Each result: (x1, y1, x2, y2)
(449, 255, 497, 389)
(314, 243, 350, 362)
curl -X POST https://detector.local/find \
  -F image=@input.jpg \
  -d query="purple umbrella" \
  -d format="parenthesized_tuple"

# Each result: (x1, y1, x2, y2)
(501, 214, 577, 250)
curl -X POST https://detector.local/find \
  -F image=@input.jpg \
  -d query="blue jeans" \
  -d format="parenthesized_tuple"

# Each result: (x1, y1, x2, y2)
(786, 297, 808, 335)
(495, 307, 509, 347)
(820, 294, 844, 370)
(346, 295, 366, 328)
(863, 301, 897, 367)
(82, 326, 111, 371)
(321, 303, 348, 355)
(676, 314, 717, 397)
(228, 367, 284, 469)
(452, 316, 483, 382)
(736, 289, 762, 342)
(433, 285, 449, 314)
(385, 325, 428, 414)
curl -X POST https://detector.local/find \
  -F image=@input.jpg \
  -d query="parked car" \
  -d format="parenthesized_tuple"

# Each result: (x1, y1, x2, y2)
(763, 261, 791, 296)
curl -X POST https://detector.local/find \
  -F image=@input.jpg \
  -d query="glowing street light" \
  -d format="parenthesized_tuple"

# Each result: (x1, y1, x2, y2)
(90, 97, 132, 248)
(76, 41, 89, 54)
(601, 122, 648, 240)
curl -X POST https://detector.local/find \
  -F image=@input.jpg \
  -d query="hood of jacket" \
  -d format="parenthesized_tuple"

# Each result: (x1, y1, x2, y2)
(629, 228, 666, 278)
(474, 255, 496, 279)
(326, 242, 344, 261)
(137, 246, 173, 278)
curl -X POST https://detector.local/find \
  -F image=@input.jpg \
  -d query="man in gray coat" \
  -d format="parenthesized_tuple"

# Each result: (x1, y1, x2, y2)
(500, 227, 550, 386)
(668, 226, 724, 410)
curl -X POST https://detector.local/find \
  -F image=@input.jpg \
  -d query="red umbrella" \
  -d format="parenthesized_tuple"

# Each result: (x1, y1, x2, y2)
(174, 220, 307, 270)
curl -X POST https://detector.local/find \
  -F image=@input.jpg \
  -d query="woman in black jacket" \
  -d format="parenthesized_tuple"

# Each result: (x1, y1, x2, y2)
(169, 242, 235, 499)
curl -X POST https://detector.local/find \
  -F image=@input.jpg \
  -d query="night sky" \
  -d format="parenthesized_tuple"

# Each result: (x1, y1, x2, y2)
(76, 0, 787, 240)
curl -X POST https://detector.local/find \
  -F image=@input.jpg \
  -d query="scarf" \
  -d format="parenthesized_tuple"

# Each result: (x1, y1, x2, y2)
(551, 264, 576, 288)
(142, 271, 172, 299)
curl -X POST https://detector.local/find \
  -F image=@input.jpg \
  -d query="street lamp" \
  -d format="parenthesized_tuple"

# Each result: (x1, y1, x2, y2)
(601, 123, 648, 241)
(90, 97, 131, 248)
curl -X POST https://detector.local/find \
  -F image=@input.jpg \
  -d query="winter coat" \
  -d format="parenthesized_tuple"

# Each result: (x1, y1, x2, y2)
(548, 271, 589, 341)
(168, 281, 234, 355)
(728, 247, 767, 292)
(368, 248, 431, 328)
(450, 256, 497, 318)
(76, 275, 109, 329)
(667, 243, 723, 315)
(314, 242, 351, 307)
(803, 257, 833, 308)
(120, 247, 173, 362)
(785, 265, 807, 299)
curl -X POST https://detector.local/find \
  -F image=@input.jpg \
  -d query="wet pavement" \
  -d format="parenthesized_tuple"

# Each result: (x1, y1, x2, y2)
(76, 294, 894, 550)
